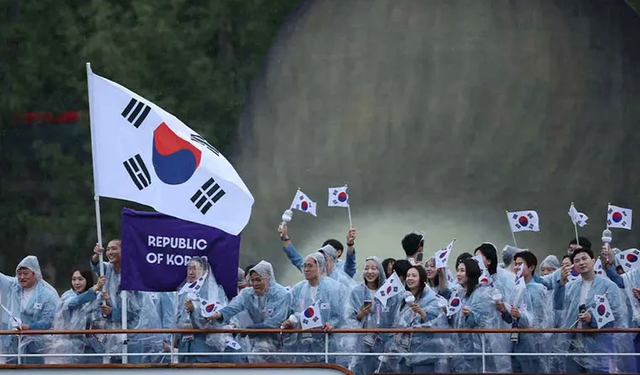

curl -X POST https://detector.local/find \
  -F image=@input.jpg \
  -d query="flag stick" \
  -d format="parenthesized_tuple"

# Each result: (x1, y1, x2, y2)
(347, 204, 353, 228)
(573, 222, 580, 247)
(511, 231, 519, 248)
(86, 62, 105, 278)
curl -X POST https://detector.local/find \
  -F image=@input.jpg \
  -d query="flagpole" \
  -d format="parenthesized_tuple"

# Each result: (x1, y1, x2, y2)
(506, 211, 519, 248)
(86, 62, 105, 278)
(347, 205, 353, 228)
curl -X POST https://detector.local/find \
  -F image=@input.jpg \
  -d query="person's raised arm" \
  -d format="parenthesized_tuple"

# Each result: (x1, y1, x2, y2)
(278, 225, 303, 272)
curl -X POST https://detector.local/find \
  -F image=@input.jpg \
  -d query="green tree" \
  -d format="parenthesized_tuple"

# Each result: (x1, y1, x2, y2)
(0, 0, 299, 288)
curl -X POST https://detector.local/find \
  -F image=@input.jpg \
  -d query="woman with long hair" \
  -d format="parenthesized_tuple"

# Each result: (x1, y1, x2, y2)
(53, 267, 105, 363)
(345, 256, 400, 375)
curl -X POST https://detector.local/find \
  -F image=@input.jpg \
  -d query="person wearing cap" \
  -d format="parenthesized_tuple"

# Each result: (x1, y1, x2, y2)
(278, 225, 357, 278)
(318, 244, 358, 290)
(209, 261, 291, 363)
(502, 245, 518, 274)
(0, 255, 60, 364)
(281, 252, 346, 364)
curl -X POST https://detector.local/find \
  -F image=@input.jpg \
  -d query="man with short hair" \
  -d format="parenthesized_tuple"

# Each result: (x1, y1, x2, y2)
(401, 232, 424, 266)
(554, 247, 624, 373)
(0, 255, 59, 364)
(496, 251, 550, 373)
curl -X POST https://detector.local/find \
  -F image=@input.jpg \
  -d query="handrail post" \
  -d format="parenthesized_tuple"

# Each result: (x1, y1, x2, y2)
(324, 332, 329, 364)
(17, 333, 22, 365)
(170, 333, 175, 364)
(481, 334, 486, 373)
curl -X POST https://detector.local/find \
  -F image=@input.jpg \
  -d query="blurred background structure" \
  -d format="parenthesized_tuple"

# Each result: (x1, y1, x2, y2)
(1, 0, 640, 288)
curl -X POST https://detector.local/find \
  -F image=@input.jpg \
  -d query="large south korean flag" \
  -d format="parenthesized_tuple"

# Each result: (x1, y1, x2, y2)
(87, 65, 254, 235)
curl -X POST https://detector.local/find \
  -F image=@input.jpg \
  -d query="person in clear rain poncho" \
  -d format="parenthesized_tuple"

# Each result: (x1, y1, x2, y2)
(495, 251, 553, 373)
(553, 247, 627, 373)
(388, 265, 451, 374)
(319, 244, 358, 290)
(209, 260, 291, 363)
(90, 240, 164, 363)
(0, 255, 60, 364)
(424, 257, 452, 299)
(450, 258, 511, 373)
(282, 252, 346, 364)
(52, 267, 106, 364)
(175, 256, 238, 363)
(344, 256, 400, 375)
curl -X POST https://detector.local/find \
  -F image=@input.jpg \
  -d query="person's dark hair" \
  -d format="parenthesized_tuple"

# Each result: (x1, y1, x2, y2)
(425, 258, 440, 288)
(562, 254, 572, 262)
(401, 265, 428, 310)
(568, 236, 591, 249)
(571, 247, 594, 262)
(322, 239, 344, 254)
(71, 266, 94, 293)
(513, 251, 538, 275)
(392, 259, 411, 280)
(401, 233, 424, 257)
(381, 258, 396, 278)
(244, 264, 256, 277)
(460, 258, 481, 296)
(455, 252, 472, 268)
(474, 243, 498, 275)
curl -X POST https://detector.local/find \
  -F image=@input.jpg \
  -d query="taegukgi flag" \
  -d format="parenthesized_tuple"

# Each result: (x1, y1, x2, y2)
(434, 239, 455, 269)
(507, 210, 540, 232)
(568, 203, 589, 227)
(617, 248, 640, 273)
(290, 189, 317, 216)
(87, 66, 253, 236)
(374, 272, 403, 307)
(301, 300, 323, 329)
(591, 294, 615, 329)
(607, 204, 632, 230)
(328, 186, 349, 207)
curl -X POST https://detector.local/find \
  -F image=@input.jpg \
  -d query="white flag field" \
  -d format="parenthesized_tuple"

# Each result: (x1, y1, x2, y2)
(87, 66, 254, 235)
(507, 210, 540, 232)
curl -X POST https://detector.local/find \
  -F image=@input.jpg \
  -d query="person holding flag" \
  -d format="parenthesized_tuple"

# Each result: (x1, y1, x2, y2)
(277, 225, 357, 278)
(474, 243, 515, 299)
(495, 251, 553, 373)
(424, 257, 452, 299)
(318, 245, 358, 290)
(175, 257, 235, 363)
(281, 252, 346, 364)
(91, 242, 164, 363)
(208, 261, 290, 363)
(554, 247, 627, 373)
(389, 265, 450, 374)
(449, 258, 510, 373)
(344, 256, 399, 375)
(0, 256, 59, 364)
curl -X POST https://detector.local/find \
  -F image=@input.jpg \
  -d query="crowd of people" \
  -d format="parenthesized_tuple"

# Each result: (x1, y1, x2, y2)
(1, 225, 639, 374)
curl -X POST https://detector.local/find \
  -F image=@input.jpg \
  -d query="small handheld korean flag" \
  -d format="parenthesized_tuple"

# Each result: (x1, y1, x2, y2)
(591, 294, 615, 329)
(178, 272, 208, 295)
(0, 303, 22, 329)
(435, 239, 456, 269)
(374, 272, 404, 307)
(607, 204, 632, 230)
(507, 210, 540, 232)
(617, 248, 640, 273)
(290, 189, 317, 216)
(447, 290, 463, 317)
(472, 254, 487, 272)
(567, 266, 581, 284)
(199, 298, 220, 318)
(568, 204, 589, 227)
(594, 258, 605, 276)
(514, 264, 525, 290)
(301, 300, 323, 329)
(478, 269, 491, 285)
(328, 186, 349, 207)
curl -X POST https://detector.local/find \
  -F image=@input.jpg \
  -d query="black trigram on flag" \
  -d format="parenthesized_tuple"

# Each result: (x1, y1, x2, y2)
(123, 154, 151, 190)
(191, 178, 226, 214)
(191, 134, 220, 156)
(121, 98, 151, 128)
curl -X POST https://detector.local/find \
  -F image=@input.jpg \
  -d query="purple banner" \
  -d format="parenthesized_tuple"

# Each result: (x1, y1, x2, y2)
(120, 208, 240, 298)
